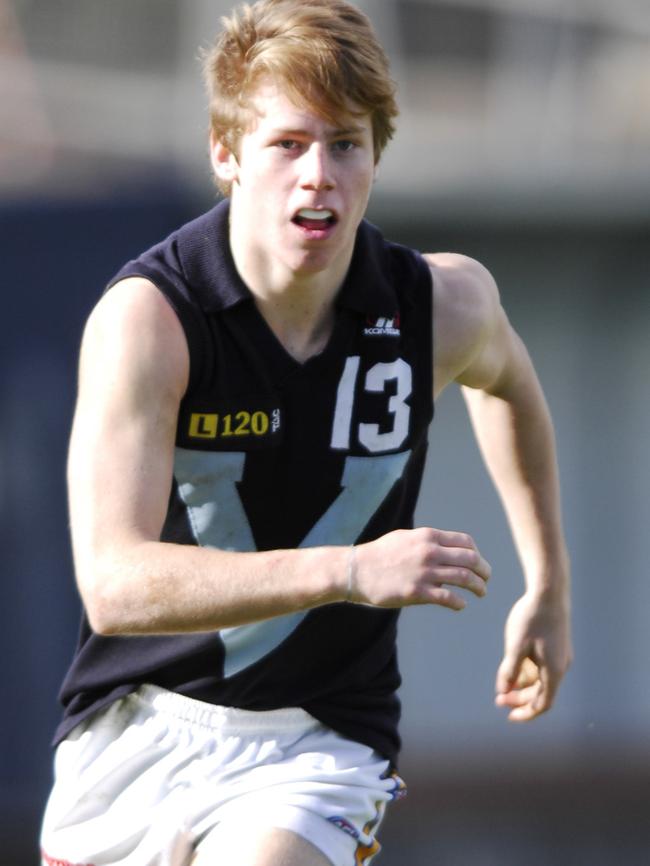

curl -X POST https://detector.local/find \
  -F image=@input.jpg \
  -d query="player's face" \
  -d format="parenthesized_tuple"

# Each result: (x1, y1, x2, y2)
(213, 80, 376, 279)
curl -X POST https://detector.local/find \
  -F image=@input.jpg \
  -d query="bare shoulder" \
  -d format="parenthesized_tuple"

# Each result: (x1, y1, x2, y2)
(425, 253, 502, 393)
(425, 252, 500, 333)
(80, 277, 189, 402)
(84, 276, 185, 352)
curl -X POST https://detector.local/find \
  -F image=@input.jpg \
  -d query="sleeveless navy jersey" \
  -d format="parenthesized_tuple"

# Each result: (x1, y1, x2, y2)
(56, 201, 434, 766)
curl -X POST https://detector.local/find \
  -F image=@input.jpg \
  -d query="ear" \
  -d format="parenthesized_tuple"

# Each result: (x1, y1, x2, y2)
(209, 132, 239, 185)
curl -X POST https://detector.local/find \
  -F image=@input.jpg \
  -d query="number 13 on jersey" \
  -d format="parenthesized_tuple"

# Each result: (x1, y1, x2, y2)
(331, 356, 412, 453)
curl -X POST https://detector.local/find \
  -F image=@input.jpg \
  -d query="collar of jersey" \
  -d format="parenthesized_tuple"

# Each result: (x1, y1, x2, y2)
(176, 199, 398, 319)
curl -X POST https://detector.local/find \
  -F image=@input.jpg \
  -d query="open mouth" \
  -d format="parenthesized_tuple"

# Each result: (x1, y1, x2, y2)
(292, 208, 337, 231)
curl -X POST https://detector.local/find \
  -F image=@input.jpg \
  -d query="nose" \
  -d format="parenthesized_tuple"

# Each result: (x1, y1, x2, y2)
(299, 143, 335, 191)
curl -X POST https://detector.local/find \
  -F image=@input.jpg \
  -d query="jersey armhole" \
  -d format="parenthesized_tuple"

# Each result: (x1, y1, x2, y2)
(105, 266, 208, 395)
(412, 250, 435, 415)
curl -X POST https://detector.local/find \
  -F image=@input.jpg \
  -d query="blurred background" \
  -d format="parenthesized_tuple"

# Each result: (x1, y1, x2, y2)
(1, 0, 649, 863)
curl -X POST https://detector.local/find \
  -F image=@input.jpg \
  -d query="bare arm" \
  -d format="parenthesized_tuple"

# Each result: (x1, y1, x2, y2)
(69, 278, 343, 634)
(69, 278, 490, 636)
(429, 253, 572, 720)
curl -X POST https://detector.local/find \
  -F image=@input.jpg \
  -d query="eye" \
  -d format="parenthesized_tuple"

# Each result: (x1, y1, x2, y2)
(332, 140, 357, 153)
(276, 139, 300, 151)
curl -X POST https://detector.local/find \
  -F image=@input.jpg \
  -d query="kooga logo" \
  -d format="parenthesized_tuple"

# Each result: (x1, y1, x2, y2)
(363, 315, 400, 337)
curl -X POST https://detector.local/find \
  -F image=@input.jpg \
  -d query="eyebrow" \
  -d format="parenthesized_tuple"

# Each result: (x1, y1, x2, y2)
(267, 125, 368, 138)
(332, 125, 367, 137)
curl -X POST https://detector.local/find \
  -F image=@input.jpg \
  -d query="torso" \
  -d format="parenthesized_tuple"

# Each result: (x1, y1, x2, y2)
(56, 202, 435, 767)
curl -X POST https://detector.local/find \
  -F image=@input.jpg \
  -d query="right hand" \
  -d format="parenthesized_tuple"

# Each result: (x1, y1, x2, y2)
(352, 527, 490, 610)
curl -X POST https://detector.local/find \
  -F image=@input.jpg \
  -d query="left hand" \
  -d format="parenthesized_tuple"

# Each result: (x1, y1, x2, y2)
(495, 590, 572, 721)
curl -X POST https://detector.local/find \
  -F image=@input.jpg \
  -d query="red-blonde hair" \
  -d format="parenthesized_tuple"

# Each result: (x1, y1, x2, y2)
(203, 0, 398, 168)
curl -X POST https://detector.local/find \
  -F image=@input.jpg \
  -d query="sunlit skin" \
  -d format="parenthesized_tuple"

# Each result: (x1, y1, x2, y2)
(210, 81, 377, 358)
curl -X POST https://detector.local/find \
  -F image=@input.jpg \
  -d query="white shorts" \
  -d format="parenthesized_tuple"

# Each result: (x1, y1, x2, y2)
(40, 685, 406, 866)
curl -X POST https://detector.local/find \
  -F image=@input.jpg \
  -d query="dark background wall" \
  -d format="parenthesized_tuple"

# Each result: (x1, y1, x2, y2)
(0, 191, 194, 864)
(1, 187, 648, 865)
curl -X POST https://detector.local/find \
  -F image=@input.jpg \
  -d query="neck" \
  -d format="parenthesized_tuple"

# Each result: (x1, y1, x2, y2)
(228, 204, 355, 363)
(254, 290, 336, 363)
